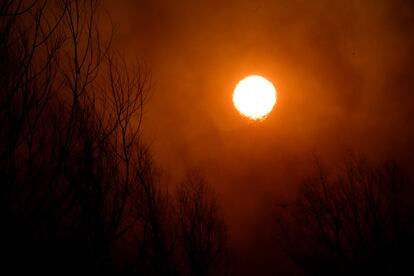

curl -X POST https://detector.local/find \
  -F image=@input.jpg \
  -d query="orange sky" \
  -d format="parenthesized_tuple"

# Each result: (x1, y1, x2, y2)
(104, 0, 414, 273)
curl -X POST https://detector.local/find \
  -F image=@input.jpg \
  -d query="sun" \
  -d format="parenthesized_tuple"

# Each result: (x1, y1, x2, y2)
(233, 75, 277, 120)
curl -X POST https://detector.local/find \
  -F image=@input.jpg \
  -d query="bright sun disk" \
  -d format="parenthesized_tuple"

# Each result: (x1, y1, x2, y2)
(233, 75, 277, 120)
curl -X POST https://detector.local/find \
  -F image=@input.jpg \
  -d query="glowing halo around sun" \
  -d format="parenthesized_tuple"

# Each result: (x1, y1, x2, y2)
(233, 75, 277, 121)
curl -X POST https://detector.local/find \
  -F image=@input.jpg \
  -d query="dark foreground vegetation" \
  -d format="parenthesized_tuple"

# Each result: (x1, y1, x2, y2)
(1, 1, 413, 275)
(0, 1, 226, 274)
(275, 154, 414, 275)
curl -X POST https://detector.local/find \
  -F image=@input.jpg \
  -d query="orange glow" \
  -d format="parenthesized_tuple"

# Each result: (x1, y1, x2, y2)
(233, 75, 277, 120)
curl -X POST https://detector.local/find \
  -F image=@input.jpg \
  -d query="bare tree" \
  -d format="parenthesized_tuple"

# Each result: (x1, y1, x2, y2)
(121, 149, 178, 275)
(1, 2, 229, 275)
(0, 0, 151, 273)
(123, 167, 228, 276)
(176, 170, 228, 276)
(275, 153, 414, 275)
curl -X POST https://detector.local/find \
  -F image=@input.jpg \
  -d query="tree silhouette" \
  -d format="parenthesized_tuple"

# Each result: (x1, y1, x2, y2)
(0, 0, 151, 273)
(176, 170, 228, 276)
(124, 169, 229, 275)
(124, 152, 179, 275)
(1, 1, 228, 274)
(275, 153, 414, 275)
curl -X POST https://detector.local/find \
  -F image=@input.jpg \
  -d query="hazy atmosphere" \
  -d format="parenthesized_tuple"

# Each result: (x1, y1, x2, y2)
(1, 0, 414, 275)
(108, 1, 414, 272)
